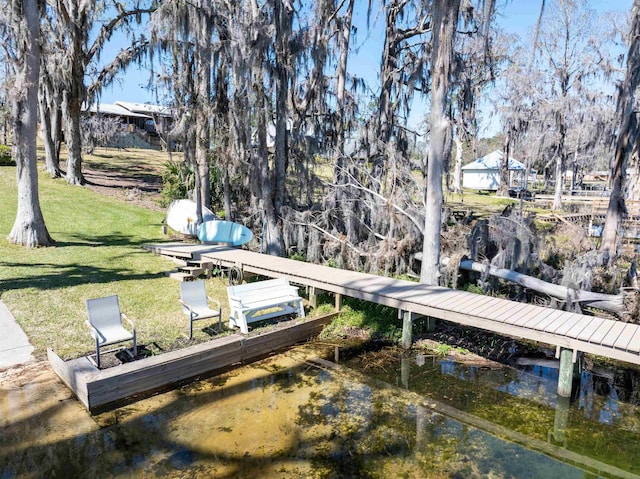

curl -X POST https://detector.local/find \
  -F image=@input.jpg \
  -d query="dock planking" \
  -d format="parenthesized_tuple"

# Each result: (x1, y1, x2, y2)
(145, 243, 640, 367)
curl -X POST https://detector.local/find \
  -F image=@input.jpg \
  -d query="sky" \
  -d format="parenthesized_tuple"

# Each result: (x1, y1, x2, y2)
(97, 0, 633, 137)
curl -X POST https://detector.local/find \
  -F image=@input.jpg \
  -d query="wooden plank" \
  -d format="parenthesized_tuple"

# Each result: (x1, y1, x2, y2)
(476, 299, 518, 322)
(600, 321, 628, 348)
(423, 290, 472, 308)
(470, 297, 510, 317)
(528, 310, 567, 332)
(546, 312, 584, 335)
(491, 302, 533, 324)
(567, 316, 603, 342)
(620, 325, 640, 354)
(613, 323, 640, 351)
(47, 349, 94, 409)
(588, 320, 616, 345)
(87, 339, 246, 404)
(447, 294, 496, 315)
(510, 306, 551, 327)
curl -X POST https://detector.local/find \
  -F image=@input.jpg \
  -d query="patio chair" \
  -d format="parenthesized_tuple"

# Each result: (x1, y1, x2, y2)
(179, 280, 222, 339)
(85, 295, 137, 368)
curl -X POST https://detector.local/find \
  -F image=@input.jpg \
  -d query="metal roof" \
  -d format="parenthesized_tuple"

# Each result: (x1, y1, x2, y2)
(462, 150, 526, 171)
(87, 103, 151, 118)
(115, 101, 173, 117)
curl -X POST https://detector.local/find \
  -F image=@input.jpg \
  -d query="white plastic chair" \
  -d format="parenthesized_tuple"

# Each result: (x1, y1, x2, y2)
(179, 280, 222, 339)
(85, 295, 137, 368)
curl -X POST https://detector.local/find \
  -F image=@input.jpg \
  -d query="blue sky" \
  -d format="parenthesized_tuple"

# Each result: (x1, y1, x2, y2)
(98, 0, 632, 137)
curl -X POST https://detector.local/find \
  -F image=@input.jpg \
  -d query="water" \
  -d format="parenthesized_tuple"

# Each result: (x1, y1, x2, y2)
(1, 344, 639, 478)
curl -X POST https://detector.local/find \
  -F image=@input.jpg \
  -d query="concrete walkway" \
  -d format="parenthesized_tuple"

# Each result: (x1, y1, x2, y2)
(0, 300, 34, 369)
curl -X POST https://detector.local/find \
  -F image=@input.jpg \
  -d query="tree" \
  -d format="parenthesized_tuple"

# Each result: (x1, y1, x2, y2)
(451, 8, 509, 194)
(600, 0, 640, 261)
(48, 1, 155, 185)
(2, 0, 54, 247)
(535, 0, 602, 210)
(420, 0, 461, 285)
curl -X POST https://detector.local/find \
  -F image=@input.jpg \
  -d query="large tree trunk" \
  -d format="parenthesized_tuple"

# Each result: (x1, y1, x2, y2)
(8, 0, 54, 247)
(262, 0, 291, 257)
(38, 78, 61, 178)
(601, 0, 640, 260)
(334, 0, 354, 157)
(553, 103, 568, 210)
(63, 92, 84, 185)
(452, 127, 463, 194)
(334, 0, 356, 242)
(497, 129, 510, 196)
(629, 147, 640, 202)
(552, 153, 564, 210)
(195, 4, 212, 220)
(420, 0, 460, 285)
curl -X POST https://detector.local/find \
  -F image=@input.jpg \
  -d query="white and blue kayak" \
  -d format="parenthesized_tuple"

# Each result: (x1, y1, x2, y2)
(166, 199, 216, 236)
(197, 220, 253, 246)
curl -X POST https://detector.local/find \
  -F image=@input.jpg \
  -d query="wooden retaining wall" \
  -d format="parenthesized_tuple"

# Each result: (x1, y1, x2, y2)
(48, 314, 336, 414)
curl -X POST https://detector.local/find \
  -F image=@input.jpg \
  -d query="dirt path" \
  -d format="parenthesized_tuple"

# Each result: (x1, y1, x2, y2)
(82, 165, 164, 211)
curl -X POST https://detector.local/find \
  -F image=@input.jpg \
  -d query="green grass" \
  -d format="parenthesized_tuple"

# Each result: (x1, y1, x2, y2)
(319, 298, 402, 342)
(0, 164, 227, 360)
(444, 189, 548, 218)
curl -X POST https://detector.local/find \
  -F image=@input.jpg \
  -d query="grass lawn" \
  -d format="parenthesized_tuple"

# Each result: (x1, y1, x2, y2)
(0, 150, 562, 362)
(0, 162, 229, 360)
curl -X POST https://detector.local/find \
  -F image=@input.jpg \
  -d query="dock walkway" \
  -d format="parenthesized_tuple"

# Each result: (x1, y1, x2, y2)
(147, 242, 640, 367)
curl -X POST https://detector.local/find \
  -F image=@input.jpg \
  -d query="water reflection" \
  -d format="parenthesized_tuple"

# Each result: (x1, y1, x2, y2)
(1, 345, 639, 478)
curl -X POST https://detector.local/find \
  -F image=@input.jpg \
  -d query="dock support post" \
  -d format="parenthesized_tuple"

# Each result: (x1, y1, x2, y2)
(557, 347, 580, 398)
(552, 394, 571, 444)
(401, 310, 413, 349)
(309, 287, 318, 309)
(401, 354, 411, 388)
(334, 293, 342, 312)
(425, 316, 436, 333)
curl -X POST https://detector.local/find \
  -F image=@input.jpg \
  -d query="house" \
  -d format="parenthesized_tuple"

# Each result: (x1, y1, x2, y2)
(87, 102, 153, 131)
(87, 101, 174, 136)
(85, 101, 176, 149)
(462, 150, 528, 191)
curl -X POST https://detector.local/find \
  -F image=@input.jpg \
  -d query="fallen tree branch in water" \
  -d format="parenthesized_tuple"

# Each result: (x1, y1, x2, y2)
(444, 258, 626, 315)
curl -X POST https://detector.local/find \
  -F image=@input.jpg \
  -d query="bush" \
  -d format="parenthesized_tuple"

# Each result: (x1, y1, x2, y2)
(159, 160, 193, 207)
(0, 144, 13, 166)
(159, 160, 225, 209)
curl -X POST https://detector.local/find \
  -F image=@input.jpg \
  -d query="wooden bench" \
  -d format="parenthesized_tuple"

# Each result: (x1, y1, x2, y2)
(227, 277, 305, 334)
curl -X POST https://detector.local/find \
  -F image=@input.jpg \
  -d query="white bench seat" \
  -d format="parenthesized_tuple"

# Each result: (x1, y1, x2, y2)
(227, 277, 305, 334)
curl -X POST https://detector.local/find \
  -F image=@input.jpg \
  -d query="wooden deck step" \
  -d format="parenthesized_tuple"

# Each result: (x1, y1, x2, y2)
(177, 266, 205, 276)
(166, 271, 195, 282)
(187, 259, 214, 267)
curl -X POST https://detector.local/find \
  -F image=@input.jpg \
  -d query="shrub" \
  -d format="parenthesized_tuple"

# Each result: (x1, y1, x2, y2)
(159, 160, 193, 207)
(0, 144, 13, 166)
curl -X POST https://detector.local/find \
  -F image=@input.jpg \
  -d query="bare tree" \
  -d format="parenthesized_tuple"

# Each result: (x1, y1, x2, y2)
(47, 1, 155, 185)
(536, 0, 601, 210)
(600, 0, 640, 261)
(2, 0, 54, 247)
(420, 0, 461, 285)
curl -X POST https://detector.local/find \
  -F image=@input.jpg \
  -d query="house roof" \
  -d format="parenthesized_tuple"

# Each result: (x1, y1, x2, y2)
(462, 150, 526, 171)
(87, 103, 151, 118)
(115, 101, 173, 117)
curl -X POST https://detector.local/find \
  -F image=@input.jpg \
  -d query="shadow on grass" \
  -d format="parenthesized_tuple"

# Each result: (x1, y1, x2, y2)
(53, 232, 164, 248)
(0, 233, 168, 293)
(0, 261, 166, 293)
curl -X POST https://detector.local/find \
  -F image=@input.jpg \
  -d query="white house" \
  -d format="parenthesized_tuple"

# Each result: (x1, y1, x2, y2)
(461, 150, 527, 191)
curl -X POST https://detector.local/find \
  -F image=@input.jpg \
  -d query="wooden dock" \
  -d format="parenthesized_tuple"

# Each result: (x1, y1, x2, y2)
(48, 314, 335, 413)
(146, 242, 640, 367)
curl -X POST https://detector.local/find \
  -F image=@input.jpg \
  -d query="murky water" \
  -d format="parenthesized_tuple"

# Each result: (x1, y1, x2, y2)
(1, 344, 639, 478)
